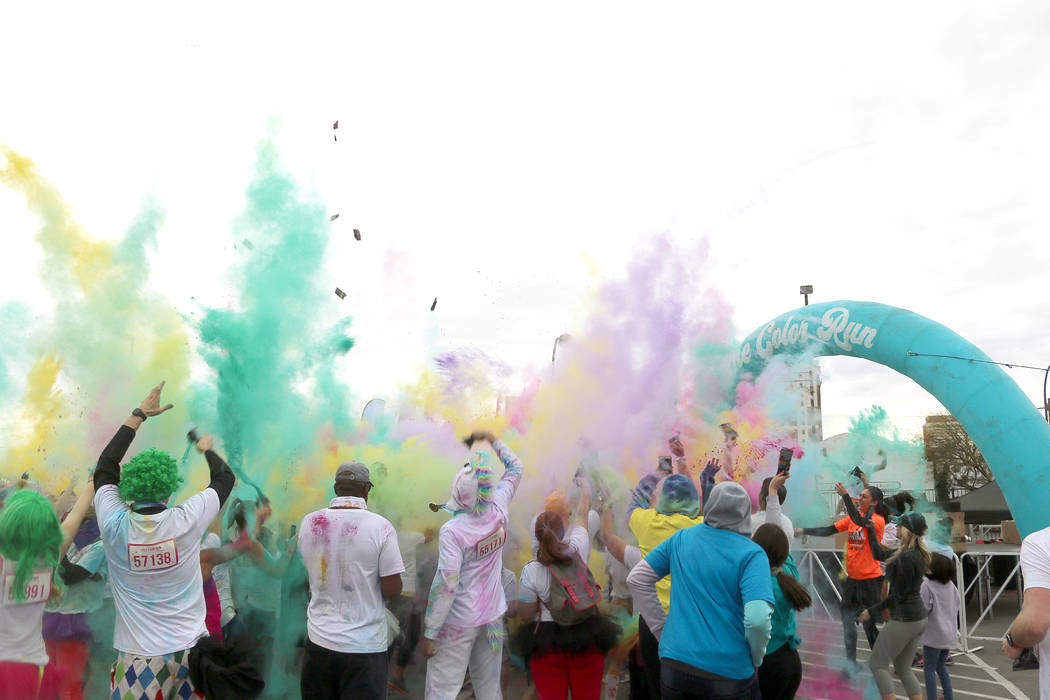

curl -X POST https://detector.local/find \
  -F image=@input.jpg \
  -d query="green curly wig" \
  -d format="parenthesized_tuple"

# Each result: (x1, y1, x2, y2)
(0, 489, 61, 602)
(119, 448, 183, 503)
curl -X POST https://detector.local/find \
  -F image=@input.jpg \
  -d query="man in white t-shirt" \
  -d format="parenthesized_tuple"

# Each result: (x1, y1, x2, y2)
(422, 430, 523, 700)
(92, 382, 235, 700)
(299, 461, 405, 699)
(1003, 525, 1050, 698)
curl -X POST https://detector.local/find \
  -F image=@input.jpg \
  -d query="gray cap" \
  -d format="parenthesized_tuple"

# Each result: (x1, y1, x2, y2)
(335, 461, 373, 486)
(703, 481, 753, 535)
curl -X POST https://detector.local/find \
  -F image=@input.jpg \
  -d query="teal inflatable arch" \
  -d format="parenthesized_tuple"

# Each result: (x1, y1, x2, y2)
(736, 300, 1050, 537)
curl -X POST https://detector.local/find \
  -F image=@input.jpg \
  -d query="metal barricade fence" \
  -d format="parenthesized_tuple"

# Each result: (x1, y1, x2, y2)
(793, 543, 1021, 653)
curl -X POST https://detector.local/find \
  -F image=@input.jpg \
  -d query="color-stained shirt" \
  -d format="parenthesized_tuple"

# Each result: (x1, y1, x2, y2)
(644, 523, 774, 680)
(629, 508, 702, 611)
(424, 441, 523, 637)
(835, 512, 885, 580)
(766, 554, 802, 655)
(298, 497, 405, 653)
(0, 556, 52, 666)
(398, 531, 426, 596)
(519, 525, 590, 622)
(96, 484, 219, 656)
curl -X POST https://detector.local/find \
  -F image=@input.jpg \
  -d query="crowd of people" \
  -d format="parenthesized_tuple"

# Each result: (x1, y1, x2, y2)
(0, 381, 1041, 700)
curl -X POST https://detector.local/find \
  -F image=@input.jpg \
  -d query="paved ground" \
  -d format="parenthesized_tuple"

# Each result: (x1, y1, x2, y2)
(392, 594, 1040, 699)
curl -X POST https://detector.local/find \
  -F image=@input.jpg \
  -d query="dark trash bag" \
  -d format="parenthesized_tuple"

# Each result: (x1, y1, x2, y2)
(188, 634, 266, 699)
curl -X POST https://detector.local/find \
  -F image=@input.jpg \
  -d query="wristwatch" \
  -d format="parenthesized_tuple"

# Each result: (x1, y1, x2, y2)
(131, 408, 148, 421)
(1006, 631, 1022, 649)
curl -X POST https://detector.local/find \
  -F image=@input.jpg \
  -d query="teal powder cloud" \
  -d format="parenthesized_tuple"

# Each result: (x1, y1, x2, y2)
(193, 137, 355, 500)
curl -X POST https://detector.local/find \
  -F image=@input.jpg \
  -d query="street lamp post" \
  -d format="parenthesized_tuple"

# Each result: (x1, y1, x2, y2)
(800, 285, 813, 306)
(552, 333, 572, 364)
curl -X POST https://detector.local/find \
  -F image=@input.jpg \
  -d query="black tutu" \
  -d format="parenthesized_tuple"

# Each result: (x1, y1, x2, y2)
(512, 613, 621, 661)
(188, 634, 266, 699)
(842, 576, 884, 609)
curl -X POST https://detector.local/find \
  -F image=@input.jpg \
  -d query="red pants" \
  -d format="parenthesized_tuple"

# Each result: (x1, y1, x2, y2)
(44, 641, 89, 700)
(529, 648, 605, 700)
(0, 662, 58, 700)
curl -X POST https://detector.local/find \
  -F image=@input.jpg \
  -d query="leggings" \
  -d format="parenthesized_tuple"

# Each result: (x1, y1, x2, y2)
(758, 644, 801, 700)
(869, 618, 927, 697)
(922, 646, 953, 700)
(43, 640, 89, 700)
(529, 648, 605, 700)
(637, 616, 662, 699)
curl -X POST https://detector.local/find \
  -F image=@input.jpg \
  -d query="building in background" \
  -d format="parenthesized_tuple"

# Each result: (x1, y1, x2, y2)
(785, 361, 823, 444)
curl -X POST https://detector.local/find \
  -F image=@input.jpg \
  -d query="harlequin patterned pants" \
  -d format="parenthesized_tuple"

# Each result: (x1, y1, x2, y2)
(110, 650, 203, 700)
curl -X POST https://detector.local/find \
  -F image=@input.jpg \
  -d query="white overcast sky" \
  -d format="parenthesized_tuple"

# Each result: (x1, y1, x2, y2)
(2, 1, 1048, 439)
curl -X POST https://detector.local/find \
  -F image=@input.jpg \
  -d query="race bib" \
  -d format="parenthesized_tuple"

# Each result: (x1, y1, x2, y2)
(128, 539, 179, 571)
(3, 569, 52, 606)
(476, 526, 506, 559)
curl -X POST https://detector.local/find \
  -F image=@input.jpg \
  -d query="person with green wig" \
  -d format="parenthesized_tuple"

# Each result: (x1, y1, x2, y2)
(0, 476, 96, 698)
(92, 382, 235, 700)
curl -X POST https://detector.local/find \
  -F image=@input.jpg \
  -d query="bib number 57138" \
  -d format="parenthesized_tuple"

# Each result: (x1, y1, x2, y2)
(128, 539, 179, 571)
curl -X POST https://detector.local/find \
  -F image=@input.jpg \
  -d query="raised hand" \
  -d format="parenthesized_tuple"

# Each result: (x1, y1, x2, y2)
(770, 472, 789, 494)
(139, 381, 174, 417)
(195, 434, 214, 453)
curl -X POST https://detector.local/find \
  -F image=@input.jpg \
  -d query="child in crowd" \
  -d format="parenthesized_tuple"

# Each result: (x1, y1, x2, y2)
(920, 554, 961, 700)
(752, 523, 811, 700)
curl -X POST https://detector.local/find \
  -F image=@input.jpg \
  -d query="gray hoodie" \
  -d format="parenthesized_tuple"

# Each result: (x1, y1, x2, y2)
(703, 482, 753, 535)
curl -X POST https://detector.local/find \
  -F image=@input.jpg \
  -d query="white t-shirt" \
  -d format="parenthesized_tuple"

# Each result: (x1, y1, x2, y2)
(501, 567, 517, 610)
(519, 525, 590, 622)
(605, 553, 630, 601)
(0, 556, 52, 666)
(1020, 527, 1050, 699)
(398, 531, 426, 596)
(202, 533, 236, 626)
(95, 484, 220, 655)
(624, 545, 642, 570)
(298, 498, 405, 653)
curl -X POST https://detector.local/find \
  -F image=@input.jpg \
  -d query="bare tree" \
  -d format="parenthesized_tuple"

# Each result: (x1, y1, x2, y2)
(923, 414, 993, 496)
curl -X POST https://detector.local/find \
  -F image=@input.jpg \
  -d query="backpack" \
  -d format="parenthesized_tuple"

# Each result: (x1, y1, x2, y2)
(540, 553, 602, 627)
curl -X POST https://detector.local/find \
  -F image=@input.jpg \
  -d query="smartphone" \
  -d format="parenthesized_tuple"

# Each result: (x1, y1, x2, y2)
(777, 448, 793, 474)
(850, 465, 864, 479)
(289, 524, 297, 537)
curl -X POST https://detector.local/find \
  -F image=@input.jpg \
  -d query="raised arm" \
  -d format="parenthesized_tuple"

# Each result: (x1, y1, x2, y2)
(59, 480, 96, 557)
(764, 473, 789, 530)
(600, 505, 629, 565)
(94, 382, 175, 491)
(571, 478, 590, 529)
(701, 458, 720, 508)
(467, 430, 522, 508)
(194, 434, 235, 507)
